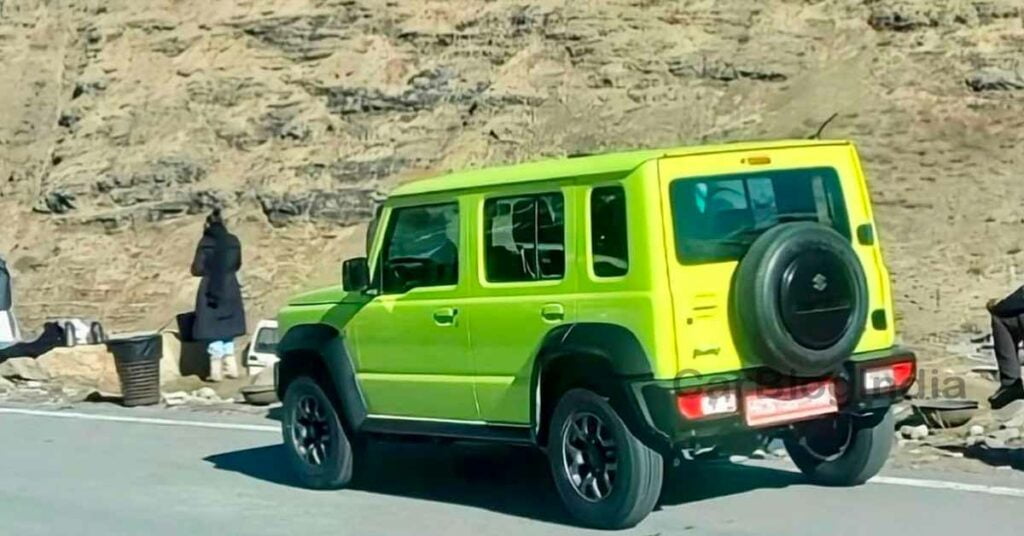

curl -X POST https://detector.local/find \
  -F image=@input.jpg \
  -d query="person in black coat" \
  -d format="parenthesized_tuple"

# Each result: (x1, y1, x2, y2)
(191, 210, 246, 381)
(987, 286, 1024, 408)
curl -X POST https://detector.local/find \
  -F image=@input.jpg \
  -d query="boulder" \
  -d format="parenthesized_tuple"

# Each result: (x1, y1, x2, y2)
(161, 330, 209, 378)
(161, 391, 190, 406)
(158, 331, 184, 385)
(36, 345, 121, 394)
(28, 332, 193, 396)
(900, 424, 929, 440)
(994, 400, 1024, 424)
(989, 428, 1021, 443)
(984, 437, 1007, 449)
(0, 357, 51, 381)
(966, 68, 1024, 92)
(195, 386, 219, 402)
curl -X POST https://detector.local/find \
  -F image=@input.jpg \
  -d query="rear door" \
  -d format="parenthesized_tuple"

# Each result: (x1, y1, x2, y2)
(464, 185, 578, 424)
(658, 145, 888, 376)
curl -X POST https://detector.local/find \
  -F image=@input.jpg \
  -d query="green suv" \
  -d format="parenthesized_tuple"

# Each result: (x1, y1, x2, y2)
(274, 140, 916, 529)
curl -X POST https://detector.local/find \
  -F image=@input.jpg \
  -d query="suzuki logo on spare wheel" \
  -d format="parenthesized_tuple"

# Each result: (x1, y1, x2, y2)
(812, 273, 828, 292)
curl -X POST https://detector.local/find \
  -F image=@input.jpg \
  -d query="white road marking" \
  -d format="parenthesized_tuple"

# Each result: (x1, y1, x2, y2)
(0, 407, 280, 433)
(870, 476, 1024, 498)
(731, 458, 1024, 500)
(4, 406, 1024, 499)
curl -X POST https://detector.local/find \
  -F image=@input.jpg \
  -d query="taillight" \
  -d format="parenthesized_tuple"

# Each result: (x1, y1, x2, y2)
(677, 385, 739, 420)
(862, 359, 916, 394)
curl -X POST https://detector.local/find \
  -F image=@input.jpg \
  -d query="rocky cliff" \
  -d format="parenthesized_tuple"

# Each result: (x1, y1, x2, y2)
(1, 0, 1023, 349)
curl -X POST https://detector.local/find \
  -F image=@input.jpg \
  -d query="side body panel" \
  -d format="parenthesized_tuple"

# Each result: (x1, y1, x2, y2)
(573, 161, 676, 381)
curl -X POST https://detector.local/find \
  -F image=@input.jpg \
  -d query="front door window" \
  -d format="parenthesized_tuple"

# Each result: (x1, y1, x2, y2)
(379, 203, 459, 294)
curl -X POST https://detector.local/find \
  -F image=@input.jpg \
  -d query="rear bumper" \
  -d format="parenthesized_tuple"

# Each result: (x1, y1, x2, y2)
(621, 346, 916, 453)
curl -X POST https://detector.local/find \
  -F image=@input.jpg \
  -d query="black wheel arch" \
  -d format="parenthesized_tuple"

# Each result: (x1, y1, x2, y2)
(276, 323, 368, 433)
(530, 323, 658, 448)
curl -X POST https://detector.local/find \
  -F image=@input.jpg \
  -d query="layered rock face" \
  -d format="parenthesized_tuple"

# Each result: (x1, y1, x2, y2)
(0, 0, 1022, 347)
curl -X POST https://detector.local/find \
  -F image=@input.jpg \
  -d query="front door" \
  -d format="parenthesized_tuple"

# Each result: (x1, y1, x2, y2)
(347, 200, 478, 421)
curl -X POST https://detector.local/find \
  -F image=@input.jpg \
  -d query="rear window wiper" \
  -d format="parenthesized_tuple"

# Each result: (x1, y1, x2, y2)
(771, 212, 823, 224)
(721, 212, 823, 241)
(698, 237, 752, 247)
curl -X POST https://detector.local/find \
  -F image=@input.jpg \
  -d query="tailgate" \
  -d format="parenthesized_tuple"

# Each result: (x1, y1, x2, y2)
(656, 144, 895, 377)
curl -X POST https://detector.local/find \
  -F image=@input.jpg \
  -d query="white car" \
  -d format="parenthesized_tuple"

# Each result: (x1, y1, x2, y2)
(0, 310, 19, 349)
(245, 319, 279, 374)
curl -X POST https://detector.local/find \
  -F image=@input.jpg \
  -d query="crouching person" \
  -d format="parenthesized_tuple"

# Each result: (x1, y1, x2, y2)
(191, 209, 246, 382)
(987, 285, 1024, 408)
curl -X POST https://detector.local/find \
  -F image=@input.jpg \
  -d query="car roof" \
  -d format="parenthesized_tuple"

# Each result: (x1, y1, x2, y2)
(389, 139, 850, 198)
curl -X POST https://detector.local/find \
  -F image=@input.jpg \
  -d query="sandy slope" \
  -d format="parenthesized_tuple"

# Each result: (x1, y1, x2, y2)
(0, 0, 1022, 359)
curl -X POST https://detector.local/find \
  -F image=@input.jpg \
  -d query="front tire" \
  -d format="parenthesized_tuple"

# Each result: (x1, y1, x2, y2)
(784, 409, 893, 486)
(282, 375, 355, 489)
(547, 389, 663, 529)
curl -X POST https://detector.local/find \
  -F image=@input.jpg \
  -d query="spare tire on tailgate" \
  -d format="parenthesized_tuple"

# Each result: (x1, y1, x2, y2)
(734, 222, 867, 377)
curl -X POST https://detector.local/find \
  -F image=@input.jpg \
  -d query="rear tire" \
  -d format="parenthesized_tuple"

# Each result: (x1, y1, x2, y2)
(784, 409, 893, 486)
(547, 388, 663, 529)
(282, 375, 355, 489)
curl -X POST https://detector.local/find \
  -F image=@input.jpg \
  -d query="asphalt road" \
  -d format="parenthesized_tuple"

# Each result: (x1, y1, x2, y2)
(2, 404, 1024, 536)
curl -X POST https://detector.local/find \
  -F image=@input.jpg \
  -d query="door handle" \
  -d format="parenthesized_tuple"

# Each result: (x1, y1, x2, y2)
(540, 303, 565, 322)
(433, 307, 458, 326)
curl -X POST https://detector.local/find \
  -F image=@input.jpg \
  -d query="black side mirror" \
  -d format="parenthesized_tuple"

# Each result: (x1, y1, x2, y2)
(342, 257, 370, 292)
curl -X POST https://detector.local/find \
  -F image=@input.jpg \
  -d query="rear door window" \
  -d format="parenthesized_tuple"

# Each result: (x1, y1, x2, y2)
(484, 193, 565, 282)
(670, 167, 849, 264)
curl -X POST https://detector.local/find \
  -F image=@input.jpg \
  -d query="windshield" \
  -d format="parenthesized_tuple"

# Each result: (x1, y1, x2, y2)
(669, 167, 850, 264)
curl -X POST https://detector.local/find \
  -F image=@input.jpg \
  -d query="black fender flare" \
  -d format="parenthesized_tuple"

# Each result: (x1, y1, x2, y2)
(529, 323, 657, 445)
(276, 323, 368, 432)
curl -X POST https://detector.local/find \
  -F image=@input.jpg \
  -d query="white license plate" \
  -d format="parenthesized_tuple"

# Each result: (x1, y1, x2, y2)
(744, 380, 838, 427)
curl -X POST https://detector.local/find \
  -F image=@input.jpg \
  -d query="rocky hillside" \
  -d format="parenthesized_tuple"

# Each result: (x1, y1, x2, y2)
(1, 0, 1023, 351)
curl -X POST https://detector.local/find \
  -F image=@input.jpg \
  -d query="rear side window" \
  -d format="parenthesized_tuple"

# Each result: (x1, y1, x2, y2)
(379, 203, 459, 293)
(590, 186, 628, 277)
(670, 167, 849, 264)
(484, 193, 565, 282)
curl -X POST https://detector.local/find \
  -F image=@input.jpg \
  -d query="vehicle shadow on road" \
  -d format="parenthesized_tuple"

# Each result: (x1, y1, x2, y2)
(205, 441, 804, 525)
(660, 461, 803, 505)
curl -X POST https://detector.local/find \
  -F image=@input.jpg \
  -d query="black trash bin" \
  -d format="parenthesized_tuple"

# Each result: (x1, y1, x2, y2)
(106, 333, 162, 407)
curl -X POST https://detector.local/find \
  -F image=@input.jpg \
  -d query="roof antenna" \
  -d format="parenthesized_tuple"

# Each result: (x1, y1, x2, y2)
(809, 112, 839, 140)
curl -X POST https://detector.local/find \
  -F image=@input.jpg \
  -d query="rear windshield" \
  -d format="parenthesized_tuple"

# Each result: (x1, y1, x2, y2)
(669, 167, 849, 264)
